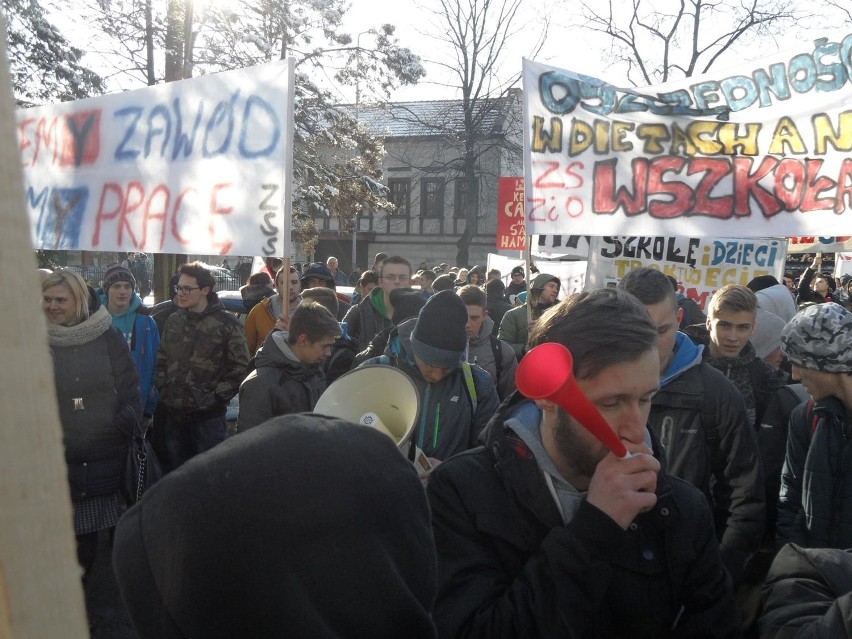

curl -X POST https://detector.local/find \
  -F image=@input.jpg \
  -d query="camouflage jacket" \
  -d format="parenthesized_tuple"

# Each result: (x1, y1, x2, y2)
(156, 295, 250, 416)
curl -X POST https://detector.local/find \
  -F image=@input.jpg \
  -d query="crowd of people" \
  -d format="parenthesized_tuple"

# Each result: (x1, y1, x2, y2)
(38, 249, 852, 637)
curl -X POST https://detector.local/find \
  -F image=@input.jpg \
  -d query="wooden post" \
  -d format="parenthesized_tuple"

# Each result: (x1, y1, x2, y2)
(0, 32, 89, 637)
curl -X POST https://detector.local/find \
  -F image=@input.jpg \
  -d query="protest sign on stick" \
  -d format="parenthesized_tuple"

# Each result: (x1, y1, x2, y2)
(17, 58, 294, 257)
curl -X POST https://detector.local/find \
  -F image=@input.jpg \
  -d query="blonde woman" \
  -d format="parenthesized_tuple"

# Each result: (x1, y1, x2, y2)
(42, 269, 140, 576)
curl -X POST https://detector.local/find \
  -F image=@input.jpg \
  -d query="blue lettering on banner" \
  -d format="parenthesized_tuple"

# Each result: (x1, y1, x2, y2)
(538, 33, 852, 121)
(112, 92, 281, 162)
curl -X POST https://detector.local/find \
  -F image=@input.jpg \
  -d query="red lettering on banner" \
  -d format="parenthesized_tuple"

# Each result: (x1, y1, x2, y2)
(93, 181, 235, 252)
(590, 155, 852, 220)
(19, 110, 102, 168)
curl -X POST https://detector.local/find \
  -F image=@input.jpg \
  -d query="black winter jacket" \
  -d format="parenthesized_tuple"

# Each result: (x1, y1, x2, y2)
(777, 396, 852, 550)
(650, 335, 765, 583)
(50, 304, 141, 500)
(427, 394, 740, 639)
(796, 266, 834, 306)
(760, 543, 852, 637)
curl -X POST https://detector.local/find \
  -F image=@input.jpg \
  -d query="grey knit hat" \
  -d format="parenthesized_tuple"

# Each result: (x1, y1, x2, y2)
(781, 303, 852, 373)
(103, 264, 136, 291)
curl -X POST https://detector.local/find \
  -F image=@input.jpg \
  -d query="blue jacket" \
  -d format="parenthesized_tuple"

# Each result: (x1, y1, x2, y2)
(99, 290, 160, 415)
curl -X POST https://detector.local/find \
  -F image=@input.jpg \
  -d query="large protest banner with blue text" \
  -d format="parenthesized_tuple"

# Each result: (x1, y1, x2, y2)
(16, 59, 294, 256)
(523, 33, 852, 237)
(585, 236, 787, 309)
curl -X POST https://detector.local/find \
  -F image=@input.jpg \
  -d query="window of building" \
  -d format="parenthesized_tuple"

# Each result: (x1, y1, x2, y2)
(388, 178, 411, 217)
(453, 176, 480, 218)
(420, 178, 445, 218)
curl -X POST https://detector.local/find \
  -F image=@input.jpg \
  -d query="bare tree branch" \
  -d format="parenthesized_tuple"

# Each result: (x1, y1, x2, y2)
(577, 0, 801, 86)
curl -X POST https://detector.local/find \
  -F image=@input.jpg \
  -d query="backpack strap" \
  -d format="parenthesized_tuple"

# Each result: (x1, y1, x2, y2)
(489, 335, 503, 381)
(461, 360, 478, 415)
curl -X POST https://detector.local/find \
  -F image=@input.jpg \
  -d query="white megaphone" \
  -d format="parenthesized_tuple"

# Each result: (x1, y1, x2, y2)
(313, 365, 432, 476)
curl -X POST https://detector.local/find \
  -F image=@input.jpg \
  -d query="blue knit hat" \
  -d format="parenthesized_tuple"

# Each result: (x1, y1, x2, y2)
(410, 290, 467, 368)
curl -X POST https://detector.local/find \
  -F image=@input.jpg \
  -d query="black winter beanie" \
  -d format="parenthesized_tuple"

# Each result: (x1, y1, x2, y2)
(410, 290, 468, 368)
(485, 279, 506, 300)
(390, 287, 426, 324)
(113, 414, 437, 638)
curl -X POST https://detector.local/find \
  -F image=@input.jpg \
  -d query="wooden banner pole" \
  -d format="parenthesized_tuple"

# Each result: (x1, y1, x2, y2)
(0, 30, 88, 638)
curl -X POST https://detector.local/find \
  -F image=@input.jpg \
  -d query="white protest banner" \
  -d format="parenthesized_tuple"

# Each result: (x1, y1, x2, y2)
(585, 236, 787, 310)
(835, 252, 852, 279)
(17, 58, 294, 256)
(532, 234, 590, 259)
(523, 32, 852, 237)
(787, 236, 852, 253)
(486, 252, 586, 298)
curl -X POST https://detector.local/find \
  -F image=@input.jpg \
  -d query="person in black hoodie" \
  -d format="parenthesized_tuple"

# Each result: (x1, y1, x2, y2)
(465, 265, 484, 286)
(113, 414, 438, 638)
(484, 279, 512, 337)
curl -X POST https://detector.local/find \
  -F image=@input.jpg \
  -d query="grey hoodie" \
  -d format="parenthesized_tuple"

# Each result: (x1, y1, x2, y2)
(237, 331, 326, 432)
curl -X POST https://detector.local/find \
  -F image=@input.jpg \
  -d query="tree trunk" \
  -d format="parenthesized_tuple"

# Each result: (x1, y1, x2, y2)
(157, 0, 192, 301)
(164, 0, 185, 82)
(145, 0, 156, 85)
(455, 147, 478, 267)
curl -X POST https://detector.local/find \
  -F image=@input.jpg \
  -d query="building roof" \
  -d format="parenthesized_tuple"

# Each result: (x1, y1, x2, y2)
(348, 89, 520, 139)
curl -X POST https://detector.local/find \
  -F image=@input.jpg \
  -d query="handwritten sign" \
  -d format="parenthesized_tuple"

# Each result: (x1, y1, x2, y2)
(16, 59, 294, 256)
(585, 236, 787, 309)
(486, 252, 586, 298)
(523, 32, 852, 237)
(496, 177, 526, 250)
(787, 236, 852, 253)
(533, 234, 590, 259)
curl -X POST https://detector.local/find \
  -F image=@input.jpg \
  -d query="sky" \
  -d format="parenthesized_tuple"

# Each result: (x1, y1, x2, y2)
(338, 0, 607, 102)
(55, 0, 841, 104)
(54, 0, 607, 103)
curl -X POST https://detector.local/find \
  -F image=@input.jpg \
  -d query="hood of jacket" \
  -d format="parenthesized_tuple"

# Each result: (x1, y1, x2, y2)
(661, 332, 704, 387)
(531, 272, 559, 291)
(97, 288, 143, 334)
(255, 330, 321, 380)
(479, 393, 671, 520)
(469, 315, 496, 348)
(385, 317, 417, 362)
(466, 265, 483, 284)
(756, 284, 797, 323)
(368, 284, 390, 319)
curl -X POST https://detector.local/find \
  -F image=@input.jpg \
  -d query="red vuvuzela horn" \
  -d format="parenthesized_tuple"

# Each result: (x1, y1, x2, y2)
(516, 342, 629, 459)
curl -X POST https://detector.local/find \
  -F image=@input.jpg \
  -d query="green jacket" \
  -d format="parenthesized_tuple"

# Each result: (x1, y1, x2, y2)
(156, 294, 250, 417)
